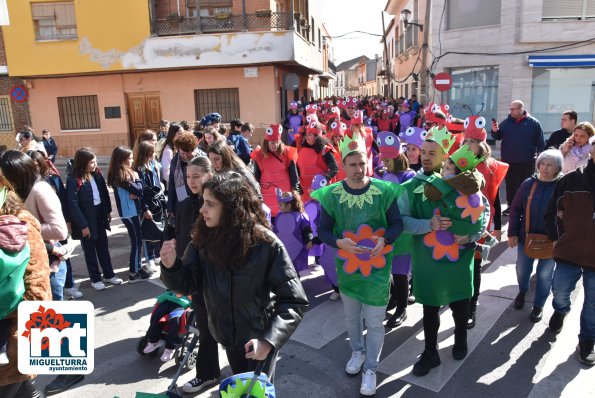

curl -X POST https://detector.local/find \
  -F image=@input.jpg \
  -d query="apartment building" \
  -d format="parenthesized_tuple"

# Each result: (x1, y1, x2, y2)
(1, 0, 327, 156)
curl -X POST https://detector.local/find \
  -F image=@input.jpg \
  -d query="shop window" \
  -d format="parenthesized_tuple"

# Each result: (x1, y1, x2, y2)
(31, 2, 77, 41)
(542, 0, 595, 20)
(58, 95, 100, 130)
(0, 97, 14, 131)
(447, 66, 499, 130)
(194, 88, 240, 123)
(447, 0, 501, 30)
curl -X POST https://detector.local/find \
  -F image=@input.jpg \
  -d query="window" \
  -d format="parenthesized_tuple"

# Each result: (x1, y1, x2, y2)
(542, 0, 595, 20)
(58, 95, 100, 130)
(0, 97, 14, 131)
(447, 0, 501, 30)
(31, 2, 77, 41)
(194, 88, 240, 123)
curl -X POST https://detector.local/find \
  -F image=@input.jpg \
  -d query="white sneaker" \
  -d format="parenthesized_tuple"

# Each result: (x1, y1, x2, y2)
(102, 276, 123, 285)
(329, 291, 341, 301)
(143, 340, 164, 354)
(146, 259, 157, 272)
(91, 281, 106, 291)
(345, 351, 366, 375)
(360, 369, 376, 396)
(160, 348, 174, 362)
(64, 287, 83, 299)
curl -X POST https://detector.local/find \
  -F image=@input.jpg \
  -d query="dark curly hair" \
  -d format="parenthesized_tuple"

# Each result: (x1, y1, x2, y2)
(192, 172, 272, 269)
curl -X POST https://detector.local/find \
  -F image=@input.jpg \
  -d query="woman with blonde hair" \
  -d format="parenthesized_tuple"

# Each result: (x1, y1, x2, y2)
(560, 121, 594, 173)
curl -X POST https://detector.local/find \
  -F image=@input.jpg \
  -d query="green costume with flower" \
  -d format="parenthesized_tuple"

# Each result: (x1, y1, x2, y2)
(402, 171, 487, 307)
(311, 179, 402, 306)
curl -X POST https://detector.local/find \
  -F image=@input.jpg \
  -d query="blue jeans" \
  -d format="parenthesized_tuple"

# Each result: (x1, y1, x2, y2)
(143, 240, 160, 261)
(515, 245, 555, 308)
(122, 216, 143, 274)
(49, 261, 67, 301)
(552, 261, 595, 342)
(341, 293, 386, 372)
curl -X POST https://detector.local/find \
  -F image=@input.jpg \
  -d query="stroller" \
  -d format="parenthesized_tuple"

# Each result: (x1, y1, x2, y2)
(137, 303, 199, 370)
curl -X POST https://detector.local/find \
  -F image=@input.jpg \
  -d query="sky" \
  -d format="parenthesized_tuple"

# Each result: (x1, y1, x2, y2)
(321, 0, 392, 65)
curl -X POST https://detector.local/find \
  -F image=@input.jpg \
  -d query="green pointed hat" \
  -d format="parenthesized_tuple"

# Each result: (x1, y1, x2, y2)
(425, 126, 456, 154)
(339, 133, 367, 160)
(449, 144, 485, 172)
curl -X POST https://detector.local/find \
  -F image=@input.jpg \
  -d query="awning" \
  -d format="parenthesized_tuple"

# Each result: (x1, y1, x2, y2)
(528, 54, 595, 68)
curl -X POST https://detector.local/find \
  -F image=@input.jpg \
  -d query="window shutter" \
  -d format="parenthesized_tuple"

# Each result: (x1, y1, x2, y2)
(447, 0, 501, 30)
(542, 0, 584, 18)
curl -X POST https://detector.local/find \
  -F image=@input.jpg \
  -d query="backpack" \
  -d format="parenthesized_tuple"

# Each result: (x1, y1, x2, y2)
(0, 243, 30, 320)
(229, 134, 243, 157)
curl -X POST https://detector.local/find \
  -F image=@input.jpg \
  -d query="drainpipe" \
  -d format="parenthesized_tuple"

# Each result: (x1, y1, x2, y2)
(196, 0, 201, 33)
(242, 0, 247, 31)
(176, 0, 180, 16)
(289, 0, 294, 30)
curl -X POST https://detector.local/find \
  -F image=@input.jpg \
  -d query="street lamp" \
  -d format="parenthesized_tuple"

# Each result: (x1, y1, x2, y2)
(401, 8, 423, 31)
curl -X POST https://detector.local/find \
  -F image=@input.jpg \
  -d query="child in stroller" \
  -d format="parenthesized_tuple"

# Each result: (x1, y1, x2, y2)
(138, 290, 193, 363)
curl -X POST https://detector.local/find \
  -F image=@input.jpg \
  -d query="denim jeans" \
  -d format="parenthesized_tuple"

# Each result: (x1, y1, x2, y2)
(121, 216, 143, 274)
(552, 261, 595, 341)
(49, 261, 67, 301)
(515, 245, 555, 308)
(341, 293, 387, 372)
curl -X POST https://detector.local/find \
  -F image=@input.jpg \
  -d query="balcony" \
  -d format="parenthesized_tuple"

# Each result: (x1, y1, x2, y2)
(152, 12, 294, 36)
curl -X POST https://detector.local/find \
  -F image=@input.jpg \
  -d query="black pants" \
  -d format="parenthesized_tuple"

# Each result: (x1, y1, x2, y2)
(80, 204, 115, 283)
(389, 274, 409, 311)
(504, 161, 535, 206)
(422, 298, 470, 351)
(193, 294, 221, 380)
(225, 346, 278, 382)
(0, 379, 43, 398)
(470, 258, 482, 313)
(146, 301, 183, 349)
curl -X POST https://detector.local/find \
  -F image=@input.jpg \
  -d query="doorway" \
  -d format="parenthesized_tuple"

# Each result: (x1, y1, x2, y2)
(126, 93, 162, 145)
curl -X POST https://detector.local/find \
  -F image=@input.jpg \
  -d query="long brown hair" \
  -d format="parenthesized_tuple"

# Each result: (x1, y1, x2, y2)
(107, 146, 135, 188)
(72, 148, 96, 180)
(0, 175, 24, 216)
(207, 140, 249, 173)
(134, 141, 155, 170)
(192, 172, 271, 269)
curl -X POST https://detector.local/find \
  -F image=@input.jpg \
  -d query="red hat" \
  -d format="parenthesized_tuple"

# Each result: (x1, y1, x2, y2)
(346, 97, 358, 108)
(330, 120, 346, 138)
(351, 110, 364, 125)
(305, 103, 318, 115)
(306, 113, 319, 124)
(264, 124, 282, 141)
(329, 106, 341, 119)
(463, 116, 488, 142)
(305, 121, 322, 135)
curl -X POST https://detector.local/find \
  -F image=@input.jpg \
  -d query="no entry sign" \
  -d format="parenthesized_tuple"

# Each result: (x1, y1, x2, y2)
(10, 85, 28, 102)
(433, 72, 453, 92)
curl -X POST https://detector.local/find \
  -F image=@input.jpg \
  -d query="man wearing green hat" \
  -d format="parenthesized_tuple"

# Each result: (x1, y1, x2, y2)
(398, 126, 490, 376)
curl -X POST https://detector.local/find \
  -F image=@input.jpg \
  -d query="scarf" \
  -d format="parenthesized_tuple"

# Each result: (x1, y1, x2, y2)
(569, 143, 591, 165)
(173, 154, 186, 191)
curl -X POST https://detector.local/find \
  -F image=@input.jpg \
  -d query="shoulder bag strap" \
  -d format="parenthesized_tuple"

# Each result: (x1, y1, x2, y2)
(524, 181, 538, 234)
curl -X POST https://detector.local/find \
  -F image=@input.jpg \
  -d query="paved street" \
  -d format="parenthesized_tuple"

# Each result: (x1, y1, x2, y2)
(34, 194, 594, 398)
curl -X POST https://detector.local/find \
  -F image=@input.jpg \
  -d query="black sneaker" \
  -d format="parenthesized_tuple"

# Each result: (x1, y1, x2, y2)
(514, 292, 525, 310)
(530, 306, 543, 323)
(412, 349, 441, 376)
(467, 311, 476, 329)
(452, 337, 468, 360)
(182, 376, 219, 393)
(502, 208, 510, 217)
(549, 311, 566, 334)
(44, 374, 85, 396)
(129, 269, 151, 283)
(577, 341, 595, 366)
(386, 308, 407, 328)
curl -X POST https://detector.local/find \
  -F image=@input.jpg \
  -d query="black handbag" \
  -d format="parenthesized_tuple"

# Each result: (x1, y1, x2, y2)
(140, 218, 164, 242)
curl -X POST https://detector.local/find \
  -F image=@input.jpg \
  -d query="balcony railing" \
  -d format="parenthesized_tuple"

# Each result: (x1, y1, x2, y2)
(153, 12, 294, 36)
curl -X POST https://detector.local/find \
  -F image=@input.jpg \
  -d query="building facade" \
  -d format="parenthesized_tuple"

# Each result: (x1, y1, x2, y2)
(2, 0, 326, 156)
(334, 56, 366, 98)
(430, 0, 595, 133)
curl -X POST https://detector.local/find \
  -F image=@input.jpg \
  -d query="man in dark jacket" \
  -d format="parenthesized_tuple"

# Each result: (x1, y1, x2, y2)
(41, 129, 58, 162)
(545, 110, 577, 149)
(545, 136, 595, 366)
(491, 100, 545, 215)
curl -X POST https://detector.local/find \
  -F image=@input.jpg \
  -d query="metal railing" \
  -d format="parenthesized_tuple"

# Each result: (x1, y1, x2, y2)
(153, 12, 294, 36)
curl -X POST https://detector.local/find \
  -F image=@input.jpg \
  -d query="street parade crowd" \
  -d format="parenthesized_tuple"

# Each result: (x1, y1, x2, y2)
(1, 95, 594, 397)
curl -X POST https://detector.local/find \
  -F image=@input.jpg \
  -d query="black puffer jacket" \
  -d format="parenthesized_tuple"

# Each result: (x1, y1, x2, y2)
(160, 229, 308, 349)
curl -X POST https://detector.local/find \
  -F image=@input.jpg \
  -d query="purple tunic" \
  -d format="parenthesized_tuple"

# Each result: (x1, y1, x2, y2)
(287, 114, 302, 145)
(319, 245, 338, 287)
(304, 200, 324, 257)
(273, 211, 310, 272)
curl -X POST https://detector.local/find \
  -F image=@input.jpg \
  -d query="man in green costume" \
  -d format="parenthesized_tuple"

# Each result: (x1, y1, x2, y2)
(312, 133, 403, 397)
(398, 126, 490, 376)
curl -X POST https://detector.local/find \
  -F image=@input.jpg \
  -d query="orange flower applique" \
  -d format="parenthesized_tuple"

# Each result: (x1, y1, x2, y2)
(455, 192, 485, 224)
(338, 224, 393, 277)
(423, 229, 460, 261)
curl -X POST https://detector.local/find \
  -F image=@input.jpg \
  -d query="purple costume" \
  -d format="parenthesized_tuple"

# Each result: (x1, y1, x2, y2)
(304, 200, 323, 257)
(273, 211, 310, 273)
(398, 110, 417, 134)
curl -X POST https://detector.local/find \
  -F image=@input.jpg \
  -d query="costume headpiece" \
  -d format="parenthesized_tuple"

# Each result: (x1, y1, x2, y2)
(289, 101, 298, 110)
(305, 103, 317, 115)
(311, 174, 329, 191)
(275, 188, 294, 203)
(330, 121, 346, 138)
(399, 126, 428, 149)
(305, 121, 322, 135)
(351, 110, 364, 125)
(425, 126, 456, 153)
(463, 116, 488, 142)
(264, 124, 282, 141)
(449, 144, 485, 172)
(339, 132, 367, 160)
(376, 131, 401, 159)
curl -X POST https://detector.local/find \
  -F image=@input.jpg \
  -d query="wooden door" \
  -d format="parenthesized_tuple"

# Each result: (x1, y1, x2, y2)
(126, 93, 162, 145)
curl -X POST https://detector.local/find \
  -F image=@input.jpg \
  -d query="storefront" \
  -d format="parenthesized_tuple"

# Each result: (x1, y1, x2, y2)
(446, 66, 499, 127)
(529, 55, 595, 133)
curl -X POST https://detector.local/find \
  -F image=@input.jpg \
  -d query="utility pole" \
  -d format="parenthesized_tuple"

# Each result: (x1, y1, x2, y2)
(419, 0, 432, 103)
(381, 11, 390, 98)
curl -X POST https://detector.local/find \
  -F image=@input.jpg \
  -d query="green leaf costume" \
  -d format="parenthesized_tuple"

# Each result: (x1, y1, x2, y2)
(402, 173, 487, 307)
(311, 179, 402, 306)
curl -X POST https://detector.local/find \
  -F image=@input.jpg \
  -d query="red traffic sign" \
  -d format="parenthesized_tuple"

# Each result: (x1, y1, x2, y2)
(10, 85, 28, 102)
(433, 72, 453, 92)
